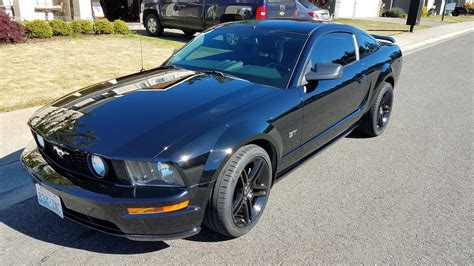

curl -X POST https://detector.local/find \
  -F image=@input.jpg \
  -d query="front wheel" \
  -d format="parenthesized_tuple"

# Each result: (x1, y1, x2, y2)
(357, 81, 394, 137)
(203, 144, 272, 238)
(144, 13, 163, 37)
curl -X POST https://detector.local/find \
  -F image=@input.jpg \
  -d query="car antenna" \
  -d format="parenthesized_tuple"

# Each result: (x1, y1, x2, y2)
(139, 33, 145, 72)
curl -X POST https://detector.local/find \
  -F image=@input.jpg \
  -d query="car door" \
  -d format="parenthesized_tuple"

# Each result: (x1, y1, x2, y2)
(185, 0, 205, 30)
(299, 31, 369, 157)
(160, 0, 188, 28)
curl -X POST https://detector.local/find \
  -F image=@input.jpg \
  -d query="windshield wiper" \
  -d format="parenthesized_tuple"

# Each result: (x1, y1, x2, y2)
(197, 70, 247, 81)
(160, 64, 180, 70)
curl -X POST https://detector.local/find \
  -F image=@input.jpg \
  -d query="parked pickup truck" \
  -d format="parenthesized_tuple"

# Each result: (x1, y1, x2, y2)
(142, 0, 297, 36)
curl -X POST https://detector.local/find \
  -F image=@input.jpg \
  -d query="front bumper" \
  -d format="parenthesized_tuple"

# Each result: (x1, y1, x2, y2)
(21, 141, 209, 241)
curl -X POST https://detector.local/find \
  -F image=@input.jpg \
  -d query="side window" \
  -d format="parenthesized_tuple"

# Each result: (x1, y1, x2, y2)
(310, 32, 357, 67)
(358, 34, 381, 58)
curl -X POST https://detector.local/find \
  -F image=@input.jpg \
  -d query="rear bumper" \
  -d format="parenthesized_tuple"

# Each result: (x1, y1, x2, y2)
(21, 141, 209, 241)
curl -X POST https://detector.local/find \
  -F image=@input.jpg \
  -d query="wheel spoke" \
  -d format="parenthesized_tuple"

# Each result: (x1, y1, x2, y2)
(248, 158, 264, 185)
(242, 199, 252, 225)
(252, 184, 268, 197)
(232, 193, 245, 215)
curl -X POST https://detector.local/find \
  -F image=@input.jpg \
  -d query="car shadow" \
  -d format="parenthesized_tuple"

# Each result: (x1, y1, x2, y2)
(0, 198, 171, 254)
(0, 149, 233, 254)
(345, 130, 370, 139)
(132, 29, 194, 44)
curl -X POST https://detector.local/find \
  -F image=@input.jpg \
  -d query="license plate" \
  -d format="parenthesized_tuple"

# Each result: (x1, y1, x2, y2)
(36, 184, 64, 218)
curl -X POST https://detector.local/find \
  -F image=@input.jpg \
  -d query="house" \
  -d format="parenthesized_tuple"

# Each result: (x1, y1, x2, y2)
(0, 0, 93, 21)
(382, 0, 473, 15)
(312, 0, 383, 18)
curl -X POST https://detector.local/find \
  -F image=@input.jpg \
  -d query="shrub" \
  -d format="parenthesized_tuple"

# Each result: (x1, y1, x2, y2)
(94, 19, 114, 34)
(383, 10, 406, 18)
(24, 20, 52, 38)
(421, 5, 428, 17)
(464, 3, 474, 12)
(70, 19, 94, 34)
(113, 19, 129, 34)
(0, 11, 25, 43)
(48, 19, 71, 36)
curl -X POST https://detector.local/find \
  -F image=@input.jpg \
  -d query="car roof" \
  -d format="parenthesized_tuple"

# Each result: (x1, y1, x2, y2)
(216, 20, 353, 35)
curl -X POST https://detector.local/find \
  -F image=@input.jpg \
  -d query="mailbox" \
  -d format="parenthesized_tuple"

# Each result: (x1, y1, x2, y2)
(406, 0, 423, 32)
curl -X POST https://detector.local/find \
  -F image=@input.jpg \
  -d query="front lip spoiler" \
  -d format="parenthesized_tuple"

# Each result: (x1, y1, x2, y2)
(63, 209, 201, 241)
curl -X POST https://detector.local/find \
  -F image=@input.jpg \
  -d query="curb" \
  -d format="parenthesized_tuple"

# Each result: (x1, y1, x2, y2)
(400, 28, 474, 54)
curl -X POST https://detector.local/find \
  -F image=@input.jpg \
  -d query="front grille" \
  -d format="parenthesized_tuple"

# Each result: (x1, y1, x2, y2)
(33, 132, 116, 182)
(42, 141, 93, 176)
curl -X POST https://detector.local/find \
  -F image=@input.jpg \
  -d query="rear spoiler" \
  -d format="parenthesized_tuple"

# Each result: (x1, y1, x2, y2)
(371, 34, 396, 44)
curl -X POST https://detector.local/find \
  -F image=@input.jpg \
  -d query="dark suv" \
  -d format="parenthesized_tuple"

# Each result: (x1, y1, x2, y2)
(142, 0, 296, 36)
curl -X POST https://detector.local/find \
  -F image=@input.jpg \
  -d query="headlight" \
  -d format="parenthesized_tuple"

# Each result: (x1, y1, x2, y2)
(124, 161, 185, 187)
(35, 134, 45, 149)
(90, 155, 107, 178)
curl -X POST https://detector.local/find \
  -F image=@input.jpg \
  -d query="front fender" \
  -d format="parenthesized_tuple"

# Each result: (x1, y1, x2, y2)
(203, 119, 281, 184)
(156, 118, 281, 187)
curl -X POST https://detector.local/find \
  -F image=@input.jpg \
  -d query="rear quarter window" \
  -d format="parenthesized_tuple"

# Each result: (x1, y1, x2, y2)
(358, 34, 381, 58)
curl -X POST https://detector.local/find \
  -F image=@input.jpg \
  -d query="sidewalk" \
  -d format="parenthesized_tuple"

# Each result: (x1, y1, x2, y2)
(393, 21, 474, 53)
(0, 20, 473, 210)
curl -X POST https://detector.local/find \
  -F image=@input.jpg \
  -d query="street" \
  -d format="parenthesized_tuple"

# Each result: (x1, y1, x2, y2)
(0, 33, 472, 264)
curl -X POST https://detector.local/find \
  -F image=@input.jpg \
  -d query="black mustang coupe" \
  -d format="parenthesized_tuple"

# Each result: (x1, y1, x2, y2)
(22, 20, 402, 240)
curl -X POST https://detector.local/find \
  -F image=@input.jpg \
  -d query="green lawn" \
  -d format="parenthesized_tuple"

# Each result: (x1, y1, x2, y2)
(421, 15, 474, 23)
(334, 19, 429, 36)
(0, 34, 183, 112)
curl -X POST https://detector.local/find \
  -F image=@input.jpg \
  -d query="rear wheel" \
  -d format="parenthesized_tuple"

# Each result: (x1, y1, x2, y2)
(357, 81, 394, 137)
(144, 13, 163, 37)
(204, 144, 272, 238)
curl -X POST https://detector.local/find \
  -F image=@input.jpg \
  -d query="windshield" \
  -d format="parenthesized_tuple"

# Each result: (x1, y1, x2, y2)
(167, 28, 307, 88)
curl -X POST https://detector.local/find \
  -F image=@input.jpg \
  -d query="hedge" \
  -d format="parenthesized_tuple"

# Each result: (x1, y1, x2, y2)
(95, 19, 114, 34)
(24, 20, 53, 39)
(48, 19, 71, 36)
(113, 19, 129, 34)
(70, 19, 94, 35)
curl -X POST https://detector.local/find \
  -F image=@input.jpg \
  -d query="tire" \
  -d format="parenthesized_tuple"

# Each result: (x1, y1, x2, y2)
(357, 81, 394, 137)
(182, 30, 196, 37)
(203, 144, 273, 238)
(144, 13, 163, 37)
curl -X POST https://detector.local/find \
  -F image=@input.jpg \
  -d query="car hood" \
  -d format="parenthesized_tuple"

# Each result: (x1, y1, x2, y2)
(29, 68, 276, 159)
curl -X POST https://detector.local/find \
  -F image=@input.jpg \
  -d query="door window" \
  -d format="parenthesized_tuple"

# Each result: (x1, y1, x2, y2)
(310, 32, 357, 66)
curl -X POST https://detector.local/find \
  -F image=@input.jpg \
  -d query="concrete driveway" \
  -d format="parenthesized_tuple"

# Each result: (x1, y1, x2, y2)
(0, 32, 472, 263)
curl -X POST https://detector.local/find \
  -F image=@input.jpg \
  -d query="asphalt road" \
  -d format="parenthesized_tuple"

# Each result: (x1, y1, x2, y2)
(0, 33, 472, 264)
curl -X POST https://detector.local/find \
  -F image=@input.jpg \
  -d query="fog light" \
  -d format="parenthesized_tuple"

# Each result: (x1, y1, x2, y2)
(90, 155, 106, 178)
(127, 200, 189, 214)
(36, 134, 45, 149)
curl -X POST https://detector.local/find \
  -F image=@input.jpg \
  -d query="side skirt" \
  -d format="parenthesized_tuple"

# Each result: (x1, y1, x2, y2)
(274, 123, 359, 184)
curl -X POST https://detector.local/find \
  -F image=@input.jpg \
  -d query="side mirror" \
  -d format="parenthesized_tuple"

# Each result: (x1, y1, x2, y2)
(304, 63, 343, 82)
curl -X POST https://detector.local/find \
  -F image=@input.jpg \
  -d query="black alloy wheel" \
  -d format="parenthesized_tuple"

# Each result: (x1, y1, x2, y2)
(376, 89, 393, 130)
(231, 157, 271, 228)
(204, 144, 272, 238)
(357, 81, 394, 137)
